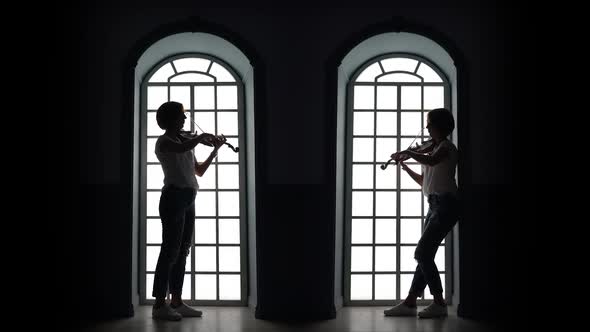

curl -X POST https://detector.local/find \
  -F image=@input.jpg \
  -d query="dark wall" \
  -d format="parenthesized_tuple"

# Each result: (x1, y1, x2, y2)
(76, 4, 527, 326)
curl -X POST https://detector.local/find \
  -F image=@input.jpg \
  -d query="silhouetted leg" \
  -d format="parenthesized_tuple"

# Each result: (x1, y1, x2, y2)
(152, 187, 188, 300)
(170, 196, 196, 301)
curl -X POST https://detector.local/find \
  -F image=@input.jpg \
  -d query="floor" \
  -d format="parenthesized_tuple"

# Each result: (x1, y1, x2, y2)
(81, 305, 502, 332)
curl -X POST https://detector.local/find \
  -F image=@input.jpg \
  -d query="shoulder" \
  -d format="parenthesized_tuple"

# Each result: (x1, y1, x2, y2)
(438, 140, 457, 151)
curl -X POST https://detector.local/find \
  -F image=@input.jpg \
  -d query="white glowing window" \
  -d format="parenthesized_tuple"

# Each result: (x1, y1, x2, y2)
(346, 54, 451, 303)
(142, 55, 247, 304)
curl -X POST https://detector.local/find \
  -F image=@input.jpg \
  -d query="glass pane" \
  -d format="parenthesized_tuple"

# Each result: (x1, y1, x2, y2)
(377, 73, 421, 82)
(146, 246, 160, 272)
(352, 191, 373, 216)
(219, 247, 240, 272)
(353, 112, 374, 135)
(400, 246, 417, 272)
(170, 73, 214, 83)
(182, 112, 191, 132)
(147, 86, 168, 110)
(375, 246, 396, 271)
(400, 274, 414, 299)
(147, 219, 162, 244)
(376, 112, 397, 136)
(401, 137, 423, 154)
(375, 164, 396, 189)
(194, 111, 215, 135)
(219, 219, 240, 244)
(182, 274, 191, 300)
(376, 191, 396, 216)
(351, 219, 373, 244)
(147, 138, 158, 162)
(146, 273, 155, 299)
(147, 112, 164, 136)
(351, 246, 373, 272)
(400, 192, 423, 216)
(149, 63, 174, 82)
(218, 191, 239, 217)
(424, 274, 445, 299)
(195, 218, 216, 244)
(147, 165, 164, 189)
(218, 165, 239, 189)
(352, 138, 374, 162)
(400, 164, 422, 189)
(375, 274, 396, 300)
(217, 138, 239, 162)
(356, 62, 382, 82)
(417, 62, 443, 83)
(217, 86, 238, 110)
(375, 219, 396, 244)
(350, 274, 372, 300)
(217, 111, 238, 135)
(401, 112, 423, 136)
(354, 86, 374, 110)
(195, 246, 216, 271)
(376, 138, 396, 164)
(197, 166, 216, 190)
(146, 191, 161, 217)
(380, 57, 418, 73)
(376, 86, 397, 109)
(352, 165, 373, 189)
(401, 219, 422, 244)
(195, 142, 215, 163)
(435, 246, 445, 271)
(195, 86, 215, 109)
(400, 86, 421, 110)
(424, 86, 445, 110)
(219, 274, 241, 300)
(195, 191, 216, 217)
(210, 62, 236, 82)
(173, 57, 211, 73)
(195, 274, 217, 300)
(170, 86, 191, 109)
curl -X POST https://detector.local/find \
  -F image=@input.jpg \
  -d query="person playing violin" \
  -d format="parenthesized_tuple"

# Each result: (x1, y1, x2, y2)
(384, 108, 459, 319)
(151, 101, 225, 321)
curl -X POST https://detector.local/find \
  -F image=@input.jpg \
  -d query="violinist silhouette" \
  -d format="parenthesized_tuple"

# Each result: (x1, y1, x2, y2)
(384, 108, 460, 319)
(150, 101, 226, 321)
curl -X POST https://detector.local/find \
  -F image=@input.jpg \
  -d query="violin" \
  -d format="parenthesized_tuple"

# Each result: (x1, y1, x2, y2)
(180, 119, 239, 153)
(381, 127, 434, 170)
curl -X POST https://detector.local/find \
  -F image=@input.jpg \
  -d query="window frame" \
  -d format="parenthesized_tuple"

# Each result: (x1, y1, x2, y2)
(139, 53, 248, 306)
(343, 53, 453, 306)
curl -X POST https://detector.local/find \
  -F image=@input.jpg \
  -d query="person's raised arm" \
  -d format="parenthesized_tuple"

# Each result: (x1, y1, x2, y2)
(159, 133, 216, 153)
(399, 161, 423, 186)
(194, 136, 226, 177)
(398, 143, 449, 167)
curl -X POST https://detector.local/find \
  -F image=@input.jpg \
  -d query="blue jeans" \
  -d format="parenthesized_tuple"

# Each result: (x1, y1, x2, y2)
(152, 185, 197, 299)
(409, 192, 459, 298)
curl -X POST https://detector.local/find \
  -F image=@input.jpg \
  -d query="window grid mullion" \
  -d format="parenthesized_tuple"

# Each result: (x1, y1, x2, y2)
(372, 81, 377, 301)
(396, 84, 401, 301)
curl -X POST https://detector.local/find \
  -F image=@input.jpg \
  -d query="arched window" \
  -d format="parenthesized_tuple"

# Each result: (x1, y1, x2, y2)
(139, 53, 248, 305)
(344, 53, 451, 304)
(333, 31, 459, 308)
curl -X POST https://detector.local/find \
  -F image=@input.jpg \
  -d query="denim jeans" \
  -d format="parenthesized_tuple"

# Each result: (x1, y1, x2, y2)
(152, 185, 197, 299)
(408, 192, 459, 298)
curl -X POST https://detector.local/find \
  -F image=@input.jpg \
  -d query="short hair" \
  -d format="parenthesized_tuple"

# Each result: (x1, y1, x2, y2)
(156, 101, 183, 130)
(427, 108, 455, 136)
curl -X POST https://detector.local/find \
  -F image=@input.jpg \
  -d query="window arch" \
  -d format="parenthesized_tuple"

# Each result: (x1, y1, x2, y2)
(139, 52, 249, 306)
(334, 31, 459, 308)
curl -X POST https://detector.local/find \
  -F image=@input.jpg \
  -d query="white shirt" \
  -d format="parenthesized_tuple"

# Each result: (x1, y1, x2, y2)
(422, 140, 458, 196)
(155, 135, 199, 190)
